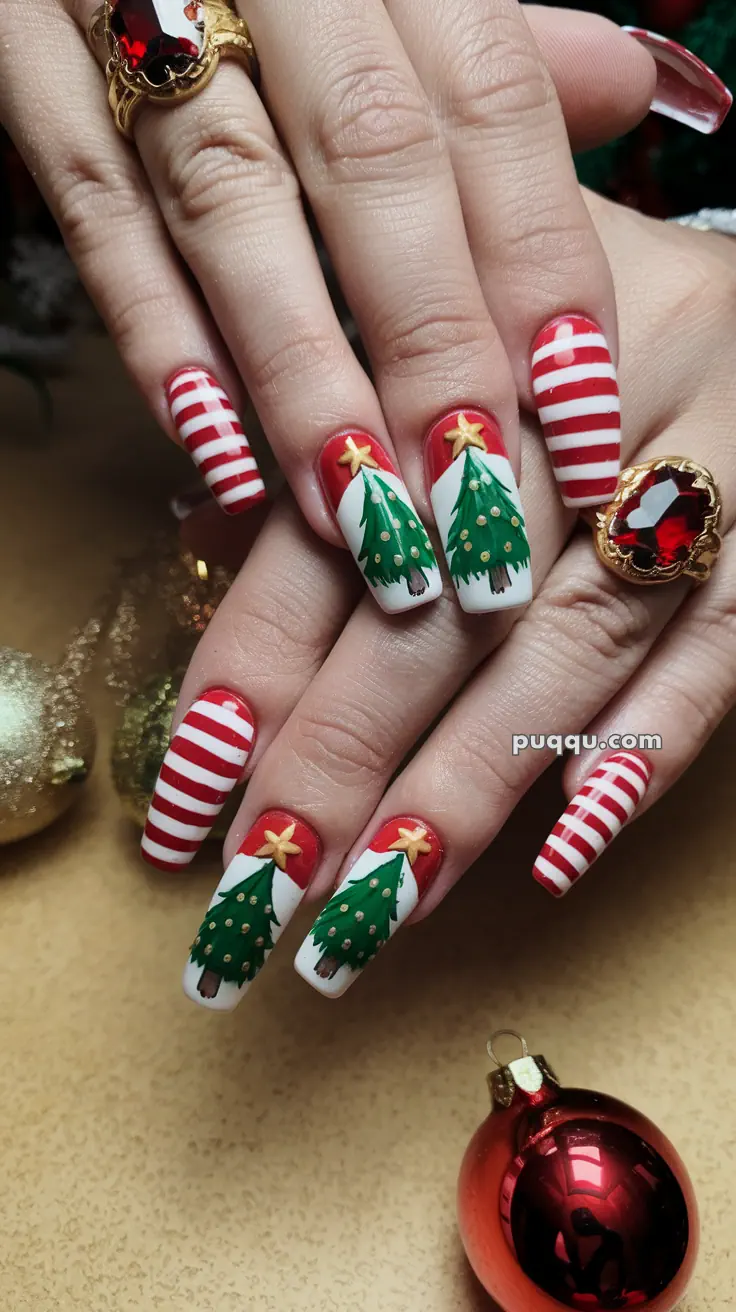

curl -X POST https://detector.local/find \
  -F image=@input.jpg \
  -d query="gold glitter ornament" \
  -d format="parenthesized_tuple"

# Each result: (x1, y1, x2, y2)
(110, 669, 244, 835)
(0, 647, 96, 844)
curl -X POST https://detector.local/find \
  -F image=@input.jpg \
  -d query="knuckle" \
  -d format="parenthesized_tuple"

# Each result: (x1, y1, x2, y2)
(291, 701, 392, 786)
(314, 59, 441, 181)
(377, 303, 495, 378)
(52, 155, 147, 260)
(247, 325, 347, 396)
(536, 565, 654, 674)
(445, 16, 552, 130)
(165, 114, 296, 226)
(445, 724, 519, 809)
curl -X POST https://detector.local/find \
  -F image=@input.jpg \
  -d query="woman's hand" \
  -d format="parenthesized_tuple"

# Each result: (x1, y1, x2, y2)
(161, 194, 736, 1005)
(0, 1, 667, 613)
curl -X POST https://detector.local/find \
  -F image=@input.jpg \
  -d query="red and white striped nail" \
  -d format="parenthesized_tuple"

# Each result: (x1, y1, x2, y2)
(533, 751, 653, 898)
(294, 816, 444, 997)
(166, 368, 266, 515)
(183, 810, 322, 1011)
(531, 315, 620, 509)
(623, 28, 733, 135)
(141, 687, 256, 872)
(318, 430, 442, 613)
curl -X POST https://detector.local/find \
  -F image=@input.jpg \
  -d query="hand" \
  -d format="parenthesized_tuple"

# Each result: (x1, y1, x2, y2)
(0, 0, 667, 618)
(148, 195, 736, 1005)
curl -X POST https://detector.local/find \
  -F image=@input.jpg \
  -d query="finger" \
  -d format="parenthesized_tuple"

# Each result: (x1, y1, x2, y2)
(0, 0, 260, 512)
(140, 495, 361, 871)
(245, 0, 531, 614)
(539, 528, 736, 897)
(387, 0, 620, 512)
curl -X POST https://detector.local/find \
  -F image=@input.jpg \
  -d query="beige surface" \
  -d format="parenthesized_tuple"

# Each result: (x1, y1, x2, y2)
(1, 342, 735, 1312)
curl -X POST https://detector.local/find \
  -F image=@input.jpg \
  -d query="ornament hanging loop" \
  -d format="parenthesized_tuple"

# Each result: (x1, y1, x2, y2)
(487, 1030, 529, 1067)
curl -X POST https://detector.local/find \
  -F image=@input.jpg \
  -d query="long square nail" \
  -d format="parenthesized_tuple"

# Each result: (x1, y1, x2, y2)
(531, 315, 620, 509)
(623, 28, 733, 135)
(183, 810, 321, 1010)
(319, 431, 443, 613)
(425, 408, 531, 613)
(294, 817, 443, 997)
(533, 751, 653, 897)
(141, 687, 256, 871)
(167, 368, 266, 515)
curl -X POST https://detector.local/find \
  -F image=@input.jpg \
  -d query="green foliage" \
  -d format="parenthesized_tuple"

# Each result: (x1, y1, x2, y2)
(311, 852, 405, 976)
(357, 468, 435, 593)
(446, 447, 529, 588)
(190, 859, 279, 989)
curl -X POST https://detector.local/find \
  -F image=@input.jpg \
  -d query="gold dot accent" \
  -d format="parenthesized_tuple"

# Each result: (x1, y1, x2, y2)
(241, 923, 250, 933)
(342, 939, 352, 950)
(204, 944, 213, 956)
(382, 888, 391, 898)
(387, 491, 396, 500)
(482, 473, 492, 485)
(328, 927, 337, 937)
(249, 896, 258, 906)
(464, 541, 473, 552)
(380, 531, 391, 542)
(236, 893, 245, 902)
(410, 546, 419, 558)
(241, 962, 249, 972)
(264, 904, 272, 914)
(480, 551, 490, 563)
(511, 515, 519, 527)
(374, 553, 381, 563)
(340, 903, 349, 913)
(223, 954, 232, 964)
(208, 921, 216, 930)
(392, 518, 401, 529)
(408, 519, 416, 529)
(194, 936, 201, 946)
(371, 492, 381, 505)
(225, 919, 233, 928)
(370, 878, 379, 888)
(355, 911, 364, 921)
(255, 936, 264, 947)
(369, 925, 376, 935)
(504, 541, 512, 552)
(491, 506, 501, 517)
(460, 529, 469, 541)
(393, 554, 403, 566)
(476, 515, 487, 526)
(469, 479, 480, 492)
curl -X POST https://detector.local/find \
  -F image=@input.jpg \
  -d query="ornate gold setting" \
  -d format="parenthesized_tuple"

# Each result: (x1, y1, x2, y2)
(89, 0, 259, 140)
(594, 456, 722, 587)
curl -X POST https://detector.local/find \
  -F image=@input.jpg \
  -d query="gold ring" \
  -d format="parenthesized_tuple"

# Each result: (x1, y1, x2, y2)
(89, 0, 259, 140)
(594, 456, 722, 585)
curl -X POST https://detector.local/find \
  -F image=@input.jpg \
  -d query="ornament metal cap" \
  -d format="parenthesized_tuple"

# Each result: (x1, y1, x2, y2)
(486, 1030, 559, 1111)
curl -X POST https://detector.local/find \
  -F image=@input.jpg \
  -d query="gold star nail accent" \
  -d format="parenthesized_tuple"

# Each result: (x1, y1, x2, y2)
(444, 413, 487, 461)
(337, 436, 379, 477)
(388, 825, 432, 866)
(255, 822, 302, 871)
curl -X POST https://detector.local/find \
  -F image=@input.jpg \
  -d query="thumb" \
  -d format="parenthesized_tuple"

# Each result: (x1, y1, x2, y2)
(524, 6, 657, 152)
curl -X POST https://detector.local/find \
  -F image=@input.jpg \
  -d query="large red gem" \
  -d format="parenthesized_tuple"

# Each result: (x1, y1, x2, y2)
(110, 0, 204, 86)
(609, 465, 710, 573)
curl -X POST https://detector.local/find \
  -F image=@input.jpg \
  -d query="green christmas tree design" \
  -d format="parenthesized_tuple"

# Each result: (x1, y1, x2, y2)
(311, 852, 405, 979)
(446, 446, 529, 593)
(190, 860, 280, 999)
(357, 467, 435, 596)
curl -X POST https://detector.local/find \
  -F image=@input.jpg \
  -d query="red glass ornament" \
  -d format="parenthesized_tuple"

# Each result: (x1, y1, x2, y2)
(608, 466, 710, 574)
(110, 0, 204, 85)
(458, 1034, 698, 1312)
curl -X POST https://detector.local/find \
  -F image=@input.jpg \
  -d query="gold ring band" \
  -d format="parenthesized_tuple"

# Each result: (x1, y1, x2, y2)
(594, 456, 722, 585)
(89, 0, 259, 140)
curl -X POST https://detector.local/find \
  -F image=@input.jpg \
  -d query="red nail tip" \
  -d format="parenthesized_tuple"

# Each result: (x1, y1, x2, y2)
(167, 368, 266, 514)
(531, 315, 620, 509)
(367, 815, 444, 897)
(237, 811, 322, 892)
(623, 28, 733, 135)
(532, 751, 653, 898)
(318, 430, 397, 510)
(424, 407, 507, 487)
(141, 687, 256, 872)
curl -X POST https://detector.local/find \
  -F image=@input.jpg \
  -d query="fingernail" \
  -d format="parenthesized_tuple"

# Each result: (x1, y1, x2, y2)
(318, 430, 442, 613)
(425, 408, 531, 613)
(623, 27, 733, 135)
(294, 817, 443, 997)
(141, 687, 256, 872)
(531, 315, 620, 509)
(533, 750, 653, 897)
(166, 368, 266, 515)
(183, 810, 321, 1010)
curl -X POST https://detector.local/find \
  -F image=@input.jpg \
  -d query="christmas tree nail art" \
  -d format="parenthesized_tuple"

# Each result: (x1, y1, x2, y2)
(425, 409, 531, 613)
(294, 816, 443, 998)
(183, 810, 321, 1010)
(319, 431, 442, 613)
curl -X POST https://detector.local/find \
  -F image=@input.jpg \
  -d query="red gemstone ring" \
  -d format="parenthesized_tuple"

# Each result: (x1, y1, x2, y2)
(88, 0, 259, 140)
(594, 457, 722, 585)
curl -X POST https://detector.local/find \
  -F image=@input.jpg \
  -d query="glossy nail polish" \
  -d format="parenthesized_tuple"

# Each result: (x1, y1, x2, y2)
(533, 751, 653, 897)
(183, 810, 321, 1010)
(141, 687, 256, 871)
(531, 315, 620, 509)
(167, 368, 266, 514)
(294, 816, 443, 998)
(425, 408, 531, 613)
(318, 430, 442, 613)
(624, 28, 733, 135)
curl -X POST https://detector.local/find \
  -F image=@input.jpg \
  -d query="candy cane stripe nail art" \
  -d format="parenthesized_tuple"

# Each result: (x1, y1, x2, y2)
(531, 316, 621, 509)
(183, 810, 321, 1011)
(167, 368, 266, 514)
(294, 816, 444, 998)
(533, 751, 653, 898)
(623, 28, 733, 136)
(318, 431, 442, 613)
(141, 688, 255, 872)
